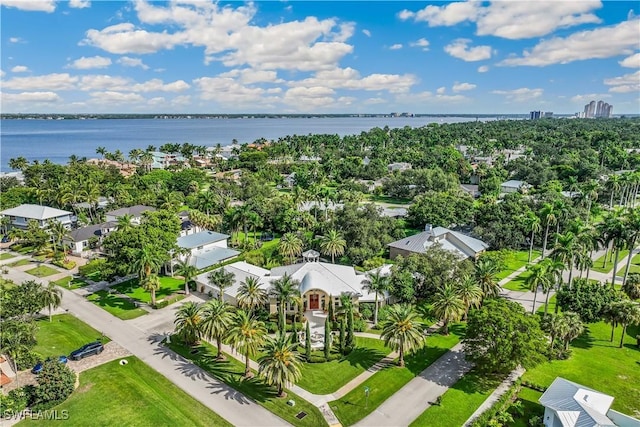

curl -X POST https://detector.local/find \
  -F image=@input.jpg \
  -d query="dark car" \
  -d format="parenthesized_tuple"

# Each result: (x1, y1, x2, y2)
(69, 342, 104, 361)
(1, 235, 9, 243)
(32, 355, 68, 374)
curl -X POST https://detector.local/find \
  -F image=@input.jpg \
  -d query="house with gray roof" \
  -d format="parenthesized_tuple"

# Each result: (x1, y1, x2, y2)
(105, 205, 156, 224)
(176, 230, 240, 269)
(539, 377, 640, 427)
(500, 179, 531, 194)
(388, 224, 488, 260)
(64, 221, 117, 256)
(0, 204, 72, 229)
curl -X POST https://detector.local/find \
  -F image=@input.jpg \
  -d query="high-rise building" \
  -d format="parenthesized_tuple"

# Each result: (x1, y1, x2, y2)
(530, 110, 542, 120)
(583, 100, 612, 118)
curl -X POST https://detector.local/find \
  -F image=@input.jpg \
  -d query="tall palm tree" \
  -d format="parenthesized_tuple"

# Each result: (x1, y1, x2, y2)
(269, 274, 300, 334)
(545, 313, 569, 353)
(207, 268, 235, 302)
(258, 333, 303, 398)
(622, 273, 640, 300)
(142, 274, 161, 306)
(431, 283, 465, 335)
(551, 231, 577, 288)
(200, 299, 233, 359)
(227, 310, 267, 378)
(361, 270, 390, 325)
(41, 282, 62, 322)
(560, 312, 584, 351)
(598, 209, 627, 286)
(46, 219, 69, 260)
(621, 207, 640, 287)
(237, 276, 268, 313)
(175, 259, 198, 295)
(539, 203, 557, 259)
(454, 275, 483, 320)
(474, 257, 501, 300)
(606, 173, 622, 209)
(278, 232, 303, 264)
(380, 304, 425, 367)
(610, 300, 640, 348)
(523, 211, 541, 262)
(319, 230, 347, 263)
(132, 246, 162, 281)
(174, 301, 203, 346)
(580, 179, 600, 224)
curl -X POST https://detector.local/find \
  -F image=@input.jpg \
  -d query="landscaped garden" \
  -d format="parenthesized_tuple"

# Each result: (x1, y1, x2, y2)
(18, 357, 231, 427)
(592, 249, 630, 274)
(329, 324, 465, 426)
(169, 340, 327, 427)
(51, 276, 90, 290)
(111, 276, 184, 304)
(87, 290, 147, 320)
(25, 265, 60, 278)
(617, 252, 640, 276)
(0, 252, 15, 260)
(501, 268, 533, 291)
(33, 314, 109, 358)
(9, 258, 31, 267)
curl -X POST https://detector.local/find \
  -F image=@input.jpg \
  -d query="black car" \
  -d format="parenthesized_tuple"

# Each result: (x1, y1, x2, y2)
(1, 235, 9, 243)
(69, 342, 104, 361)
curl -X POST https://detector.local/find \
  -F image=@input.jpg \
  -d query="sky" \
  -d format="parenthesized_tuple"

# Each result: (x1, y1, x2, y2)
(1, 0, 639, 114)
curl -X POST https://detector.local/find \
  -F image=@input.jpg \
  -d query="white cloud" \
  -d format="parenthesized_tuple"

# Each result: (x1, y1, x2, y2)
(67, 56, 112, 70)
(79, 75, 190, 93)
(400, 1, 602, 39)
(11, 65, 30, 73)
(9, 37, 23, 43)
(89, 91, 145, 104)
(409, 38, 430, 51)
(389, 44, 403, 50)
(362, 29, 371, 37)
(570, 93, 611, 103)
(148, 96, 165, 106)
(288, 67, 417, 93)
(69, 0, 90, 8)
(1, 91, 62, 103)
(395, 91, 469, 104)
(452, 82, 476, 92)
(193, 76, 273, 105)
(500, 18, 639, 66)
(218, 69, 283, 84)
(436, 86, 446, 94)
(116, 56, 149, 69)
(603, 70, 640, 93)
(3, 73, 78, 90)
(132, 79, 190, 93)
(284, 86, 336, 109)
(477, 65, 489, 73)
(0, 0, 56, 12)
(171, 95, 191, 106)
(363, 97, 386, 105)
(492, 87, 543, 102)
(619, 52, 640, 68)
(444, 39, 492, 61)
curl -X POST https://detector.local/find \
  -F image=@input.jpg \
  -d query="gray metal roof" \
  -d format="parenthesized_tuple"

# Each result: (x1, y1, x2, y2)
(66, 221, 117, 242)
(0, 204, 71, 220)
(105, 205, 156, 218)
(191, 247, 240, 269)
(387, 227, 488, 258)
(177, 230, 230, 249)
(501, 180, 526, 188)
(539, 378, 616, 427)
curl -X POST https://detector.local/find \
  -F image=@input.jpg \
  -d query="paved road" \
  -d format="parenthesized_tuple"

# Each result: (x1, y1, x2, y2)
(355, 343, 472, 427)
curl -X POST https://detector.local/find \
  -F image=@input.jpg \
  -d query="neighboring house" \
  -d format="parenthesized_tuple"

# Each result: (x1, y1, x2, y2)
(176, 230, 240, 269)
(460, 184, 481, 198)
(539, 377, 640, 427)
(283, 172, 296, 187)
(105, 205, 156, 224)
(388, 224, 488, 260)
(500, 179, 530, 194)
(380, 207, 408, 218)
(299, 155, 322, 162)
(73, 196, 111, 211)
(214, 169, 242, 182)
(388, 162, 412, 172)
(150, 151, 187, 169)
(0, 204, 73, 229)
(64, 221, 117, 256)
(194, 261, 272, 305)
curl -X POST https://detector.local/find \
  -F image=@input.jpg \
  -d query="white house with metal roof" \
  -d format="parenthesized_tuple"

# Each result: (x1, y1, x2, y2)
(105, 205, 156, 224)
(64, 221, 117, 256)
(539, 377, 640, 427)
(0, 204, 72, 229)
(388, 224, 488, 260)
(176, 230, 240, 269)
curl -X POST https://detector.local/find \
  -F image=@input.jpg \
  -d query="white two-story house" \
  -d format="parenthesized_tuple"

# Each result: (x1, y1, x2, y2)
(176, 230, 240, 269)
(0, 204, 73, 229)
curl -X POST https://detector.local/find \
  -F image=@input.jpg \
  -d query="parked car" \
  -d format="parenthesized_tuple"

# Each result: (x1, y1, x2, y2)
(69, 342, 104, 361)
(32, 355, 68, 374)
(1, 235, 9, 243)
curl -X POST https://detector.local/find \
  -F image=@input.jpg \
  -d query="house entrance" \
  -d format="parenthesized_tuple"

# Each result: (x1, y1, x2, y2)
(309, 294, 319, 310)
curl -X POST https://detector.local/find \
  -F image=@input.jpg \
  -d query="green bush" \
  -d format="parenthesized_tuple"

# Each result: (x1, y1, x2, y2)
(78, 258, 111, 280)
(0, 387, 30, 417)
(15, 350, 41, 371)
(31, 358, 76, 410)
(353, 319, 368, 332)
(359, 305, 373, 321)
(52, 259, 76, 270)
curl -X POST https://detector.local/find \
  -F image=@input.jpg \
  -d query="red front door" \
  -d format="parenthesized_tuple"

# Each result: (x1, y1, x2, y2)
(309, 295, 319, 310)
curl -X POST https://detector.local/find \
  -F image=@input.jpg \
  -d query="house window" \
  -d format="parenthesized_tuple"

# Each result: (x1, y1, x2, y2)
(9, 216, 16, 221)
(82, 241, 87, 247)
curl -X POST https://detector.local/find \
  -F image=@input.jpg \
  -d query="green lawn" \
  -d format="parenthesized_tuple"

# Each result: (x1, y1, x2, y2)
(169, 341, 327, 427)
(112, 276, 184, 304)
(87, 290, 148, 320)
(522, 321, 640, 416)
(33, 314, 109, 358)
(330, 324, 464, 426)
(495, 250, 541, 280)
(510, 387, 544, 427)
(617, 252, 640, 276)
(297, 337, 390, 395)
(25, 265, 60, 277)
(0, 253, 15, 260)
(9, 258, 31, 267)
(19, 357, 231, 427)
(502, 268, 533, 291)
(409, 370, 503, 427)
(592, 249, 630, 274)
(51, 276, 90, 289)
(364, 194, 412, 205)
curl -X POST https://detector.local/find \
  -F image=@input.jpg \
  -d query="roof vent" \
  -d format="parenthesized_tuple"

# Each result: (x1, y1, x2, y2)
(424, 224, 433, 232)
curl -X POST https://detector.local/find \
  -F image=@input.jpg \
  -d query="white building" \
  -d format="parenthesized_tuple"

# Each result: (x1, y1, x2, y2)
(388, 224, 488, 260)
(0, 204, 73, 229)
(176, 230, 240, 269)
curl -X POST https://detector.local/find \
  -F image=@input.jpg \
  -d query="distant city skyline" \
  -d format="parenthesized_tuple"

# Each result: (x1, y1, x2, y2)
(582, 100, 613, 118)
(1, 1, 639, 114)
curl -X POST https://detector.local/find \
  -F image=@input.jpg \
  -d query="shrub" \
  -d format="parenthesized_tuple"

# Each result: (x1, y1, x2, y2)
(358, 303, 374, 321)
(353, 319, 367, 332)
(78, 258, 109, 280)
(31, 359, 76, 410)
(52, 259, 76, 270)
(15, 350, 41, 371)
(0, 387, 30, 417)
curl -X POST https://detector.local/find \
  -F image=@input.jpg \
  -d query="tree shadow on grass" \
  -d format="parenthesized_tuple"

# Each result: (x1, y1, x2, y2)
(339, 346, 387, 370)
(404, 346, 449, 376)
(570, 326, 595, 350)
(451, 370, 503, 394)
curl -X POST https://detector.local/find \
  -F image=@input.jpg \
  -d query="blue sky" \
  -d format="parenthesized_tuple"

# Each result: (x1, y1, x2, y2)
(1, 0, 639, 114)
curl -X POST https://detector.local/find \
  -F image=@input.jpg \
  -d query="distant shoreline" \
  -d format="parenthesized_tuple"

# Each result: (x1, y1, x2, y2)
(2, 113, 529, 120)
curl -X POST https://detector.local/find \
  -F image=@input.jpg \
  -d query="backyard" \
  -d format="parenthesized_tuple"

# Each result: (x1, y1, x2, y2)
(18, 357, 231, 427)
(33, 314, 109, 358)
(112, 276, 185, 304)
(87, 290, 148, 320)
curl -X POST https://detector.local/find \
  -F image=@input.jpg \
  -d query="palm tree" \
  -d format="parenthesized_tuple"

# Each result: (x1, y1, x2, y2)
(132, 246, 162, 281)
(431, 283, 465, 335)
(237, 276, 268, 313)
(200, 299, 233, 359)
(611, 300, 640, 348)
(142, 274, 161, 306)
(474, 257, 501, 300)
(551, 231, 577, 288)
(41, 282, 62, 322)
(380, 304, 425, 367)
(258, 333, 303, 398)
(545, 313, 569, 352)
(622, 273, 640, 300)
(539, 203, 557, 258)
(175, 259, 198, 295)
(560, 312, 584, 351)
(207, 268, 235, 303)
(46, 219, 69, 260)
(523, 211, 541, 262)
(278, 232, 303, 264)
(269, 273, 300, 334)
(319, 230, 346, 263)
(606, 173, 622, 209)
(621, 207, 640, 286)
(96, 146, 107, 159)
(227, 310, 267, 378)
(174, 301, 203, 346)
(599, 209, 627, 286)
(361, 270, 390, 325)
(454, 275, 483, 320)
(580, 179, 599, 224)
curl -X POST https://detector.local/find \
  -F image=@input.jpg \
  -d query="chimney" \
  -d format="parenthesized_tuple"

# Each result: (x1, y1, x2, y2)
(424, 224, 432, 232)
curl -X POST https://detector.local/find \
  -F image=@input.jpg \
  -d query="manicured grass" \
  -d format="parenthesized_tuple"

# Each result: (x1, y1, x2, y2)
(87, 290, 148, 320)
(522, 321, 640, 416)
(19, 357, 231, 427)
(409, 370, 503, 427)
(52, 276, 90, 289)
(617, 252, 640, 276)
(592, 249, 630, 274)
(170, 341, 327, 427)
(25, 265, 60, 277)
(112, 276, 184, 304)
(330, 324, 464, 426)
(510, 387, 544, 427)
(495, 250, 541, 280)
(297, 337, 390, 394)
(33, 314, 109, 358)
(502, 268, 533, 291)
(9, 258, 31, 267)
(0, 253, 15, 260)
